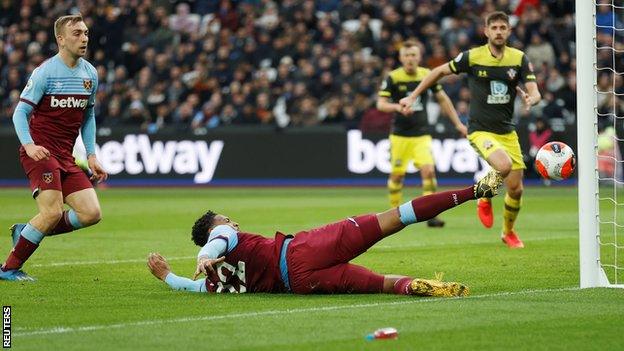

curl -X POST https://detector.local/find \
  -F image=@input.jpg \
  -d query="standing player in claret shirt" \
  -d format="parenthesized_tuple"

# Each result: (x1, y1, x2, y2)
(400, 12, 541, 248)
(0, 14, 107, 281)
(376, 40, 467, 228)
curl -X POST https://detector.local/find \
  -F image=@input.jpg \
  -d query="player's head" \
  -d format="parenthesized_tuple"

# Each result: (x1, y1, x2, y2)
(54, 14, 89, 58)
(399, 39, 421, 73)
(191, 211, 240, 246)
(484, 11, 511, 49)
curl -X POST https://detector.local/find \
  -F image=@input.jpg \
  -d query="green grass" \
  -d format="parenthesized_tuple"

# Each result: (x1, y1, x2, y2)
(0, 186, 622, 350)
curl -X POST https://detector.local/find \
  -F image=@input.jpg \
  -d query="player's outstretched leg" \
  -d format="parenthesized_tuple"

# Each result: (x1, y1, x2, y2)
(376, 169, 504, 237)
(299, 266, 469, 297)
(289, 170, 504, 275)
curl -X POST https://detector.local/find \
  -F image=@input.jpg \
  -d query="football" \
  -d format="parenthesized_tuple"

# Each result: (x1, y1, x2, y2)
(535, 141, 576, 180)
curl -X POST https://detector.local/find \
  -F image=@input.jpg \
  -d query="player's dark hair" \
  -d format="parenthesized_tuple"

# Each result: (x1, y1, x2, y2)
(485, 11, 509, 26)
(191, 210, 217, 246)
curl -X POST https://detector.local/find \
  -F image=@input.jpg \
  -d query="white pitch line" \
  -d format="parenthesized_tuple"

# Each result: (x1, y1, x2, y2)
(30, 256, 195, 268)
(14, 287, 580, 337)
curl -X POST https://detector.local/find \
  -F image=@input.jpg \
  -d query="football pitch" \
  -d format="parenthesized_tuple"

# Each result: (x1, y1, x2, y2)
(0, 186, 622, 350)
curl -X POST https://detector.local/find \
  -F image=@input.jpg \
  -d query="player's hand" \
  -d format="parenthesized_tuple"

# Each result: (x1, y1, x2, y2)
(399, 95, 416, 114)
(87, 155, 108, 183)
(455, 123, 468, 137)
(23, 143, 50, 161)
(193, 256, 225, 280)
(516, 86, 536, 112)
(394, 104, 411, 116)
(147, 252, 171, 281)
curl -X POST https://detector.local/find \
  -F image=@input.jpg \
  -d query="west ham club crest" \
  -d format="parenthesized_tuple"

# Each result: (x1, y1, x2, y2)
(42, 172, 53, 184)
(83, 79, 93, 91)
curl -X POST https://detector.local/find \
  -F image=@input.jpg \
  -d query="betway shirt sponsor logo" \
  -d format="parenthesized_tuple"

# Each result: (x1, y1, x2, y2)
(96, 135, 223, 183)
(347, 130, 491, 181)
(50, 96, 89, 109)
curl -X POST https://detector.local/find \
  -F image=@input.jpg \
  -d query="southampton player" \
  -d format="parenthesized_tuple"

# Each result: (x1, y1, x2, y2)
(0, 14, 107, 281)
(376, 40, 467, 228)
(399, 12, 541, 248)
(148, 170, 503, 296)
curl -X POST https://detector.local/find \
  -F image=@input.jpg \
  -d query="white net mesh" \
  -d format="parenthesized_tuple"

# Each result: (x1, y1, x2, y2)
(595, 0, 624, 284)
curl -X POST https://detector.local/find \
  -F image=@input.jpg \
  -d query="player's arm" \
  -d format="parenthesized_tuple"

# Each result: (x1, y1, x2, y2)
(435, 90, 467, 137)
(376, 96, 402, 114)
(12, 103, 49, 161)
(399, 63, 454, 114)
(401, 51, 469, 114)
(147, 253, 209, 293)
(193, 225, 239, 279)
(14, 68, 51, 161)
(82, 78, 108, 182)
(376, 75, 407, 116)
(517, 54, 542, 111)
(516, 82, 541, 112)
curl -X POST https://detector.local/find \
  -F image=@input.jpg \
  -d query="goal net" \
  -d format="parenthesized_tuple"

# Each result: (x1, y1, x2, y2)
(578, 0, 624, 288)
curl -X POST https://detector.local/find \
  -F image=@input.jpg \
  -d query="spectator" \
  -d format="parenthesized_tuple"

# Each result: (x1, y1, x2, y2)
(169, 3, 200, 35)
(291, 96, 319, 127)
(255, 92, 274, 124)
(529, 118, 553, 159)
(122, 89, 149, 126)
(192, 102, 220, 131)
(173, 101, 194, 127)
(526, 33, 556, 71)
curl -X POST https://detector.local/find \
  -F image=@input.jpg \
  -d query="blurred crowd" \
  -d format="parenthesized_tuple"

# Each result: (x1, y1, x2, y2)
(0, 0, 621, 135)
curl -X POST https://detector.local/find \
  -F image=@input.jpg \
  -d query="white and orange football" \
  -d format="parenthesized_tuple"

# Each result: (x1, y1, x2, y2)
(535, 141, 576, 180)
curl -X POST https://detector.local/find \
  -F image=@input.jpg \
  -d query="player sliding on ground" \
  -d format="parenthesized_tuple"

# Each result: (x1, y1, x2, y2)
(1, 14, 106, 281)
(148, 170, 503, 297)
(399, 12, 541, 248)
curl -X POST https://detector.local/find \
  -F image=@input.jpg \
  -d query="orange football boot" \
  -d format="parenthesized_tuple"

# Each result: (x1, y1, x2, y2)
(501, 231, 524, 248)
(477, 199, 494, 228)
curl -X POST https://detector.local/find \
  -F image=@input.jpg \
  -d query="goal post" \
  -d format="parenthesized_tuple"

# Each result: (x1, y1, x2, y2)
(577, 0, 623, 288)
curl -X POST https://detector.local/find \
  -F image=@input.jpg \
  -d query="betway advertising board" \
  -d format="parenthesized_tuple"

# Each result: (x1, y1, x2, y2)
(95, 134, 224, 184)
(0, 129, 535, 185)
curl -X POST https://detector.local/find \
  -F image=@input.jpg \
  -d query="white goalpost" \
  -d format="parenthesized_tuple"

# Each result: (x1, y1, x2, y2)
(577, 0, 624, 288)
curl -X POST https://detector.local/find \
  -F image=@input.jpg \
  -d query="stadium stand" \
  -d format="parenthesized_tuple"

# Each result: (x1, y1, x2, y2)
(0, 0, 584, 138)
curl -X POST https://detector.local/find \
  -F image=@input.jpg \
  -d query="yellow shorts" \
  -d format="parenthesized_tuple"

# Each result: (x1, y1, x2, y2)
(468, 131, 526, 170)
(389, 134, 434, 174)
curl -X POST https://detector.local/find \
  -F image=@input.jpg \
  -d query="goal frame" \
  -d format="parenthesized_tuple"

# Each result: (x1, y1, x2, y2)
(576, 0, 622, 288)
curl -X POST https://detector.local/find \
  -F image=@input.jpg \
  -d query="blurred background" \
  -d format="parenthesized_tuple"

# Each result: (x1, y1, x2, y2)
(0, 0, 620, 185)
